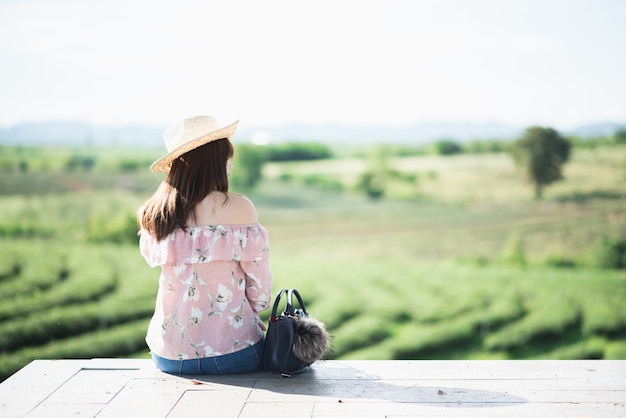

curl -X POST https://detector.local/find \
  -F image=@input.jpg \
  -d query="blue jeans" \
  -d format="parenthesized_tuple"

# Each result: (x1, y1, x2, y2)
(152, 337, 265, 375)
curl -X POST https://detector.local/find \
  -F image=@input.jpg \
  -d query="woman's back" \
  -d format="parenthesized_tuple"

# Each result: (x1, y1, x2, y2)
(141, 221, 271, 360)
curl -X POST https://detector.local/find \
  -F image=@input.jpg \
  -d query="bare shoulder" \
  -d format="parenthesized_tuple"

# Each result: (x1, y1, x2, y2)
(225, 193, 258, 224)
(191, 192, 259, 226)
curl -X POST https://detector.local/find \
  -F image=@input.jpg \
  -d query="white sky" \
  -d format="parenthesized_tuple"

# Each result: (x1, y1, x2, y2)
(1, 0, 625, 130)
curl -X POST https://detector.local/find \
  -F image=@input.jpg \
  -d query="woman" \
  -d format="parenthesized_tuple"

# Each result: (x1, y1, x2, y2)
(137, 115, 272, 374)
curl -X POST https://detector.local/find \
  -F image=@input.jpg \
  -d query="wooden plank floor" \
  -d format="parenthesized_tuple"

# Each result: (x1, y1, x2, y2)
(1, 359, 625, 417)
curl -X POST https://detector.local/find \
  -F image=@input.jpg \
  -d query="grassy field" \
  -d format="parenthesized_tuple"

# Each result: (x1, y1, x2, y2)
(0, 144, 625, 381)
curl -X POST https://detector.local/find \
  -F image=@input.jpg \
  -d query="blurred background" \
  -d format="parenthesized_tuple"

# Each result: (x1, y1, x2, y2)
(1, 0, 625, 381)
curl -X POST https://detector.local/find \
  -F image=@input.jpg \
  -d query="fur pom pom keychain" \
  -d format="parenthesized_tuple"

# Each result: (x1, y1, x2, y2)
(292, 315, 331, 364)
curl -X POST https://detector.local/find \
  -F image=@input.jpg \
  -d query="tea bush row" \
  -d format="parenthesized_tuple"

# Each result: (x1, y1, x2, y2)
(0, 294, 154, 351)
(0, 251, 119, 321)
(0, 257, 69, 298)
(286, 259, 626, 361)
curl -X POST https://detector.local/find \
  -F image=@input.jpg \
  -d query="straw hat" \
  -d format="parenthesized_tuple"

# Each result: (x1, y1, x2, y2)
(151, 115, 239, 172)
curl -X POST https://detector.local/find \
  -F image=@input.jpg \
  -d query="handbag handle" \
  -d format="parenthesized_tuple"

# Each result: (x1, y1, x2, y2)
(269, 288, 308, 319)
(286, 289, 308, 317)
(270, 288, 289, 318)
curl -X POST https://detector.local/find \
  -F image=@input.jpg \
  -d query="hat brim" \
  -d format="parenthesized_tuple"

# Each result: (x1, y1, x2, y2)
(150, 120, 239, 172)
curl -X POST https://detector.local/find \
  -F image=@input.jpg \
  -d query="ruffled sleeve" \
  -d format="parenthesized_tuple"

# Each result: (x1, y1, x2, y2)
(140, 223, 270, 267)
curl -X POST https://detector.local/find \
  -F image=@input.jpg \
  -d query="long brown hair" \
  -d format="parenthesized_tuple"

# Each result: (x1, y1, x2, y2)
(138, 138, 234, 241)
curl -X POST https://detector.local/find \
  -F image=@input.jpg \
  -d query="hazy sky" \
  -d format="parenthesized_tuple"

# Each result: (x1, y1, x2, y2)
(1, 0, 625, 130)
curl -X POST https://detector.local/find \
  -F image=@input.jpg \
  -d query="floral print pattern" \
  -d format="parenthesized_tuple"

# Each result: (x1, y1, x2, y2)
(140, 223, 271, 360)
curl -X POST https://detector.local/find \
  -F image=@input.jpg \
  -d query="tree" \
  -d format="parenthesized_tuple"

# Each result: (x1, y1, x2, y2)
(229, 144, 267, 191)
(266, 142, 332, 161)
(354, 145, 418, 200)
(511, 126, 571, 199)
(614, 129, 626, 145)
(432, 139, 463, 155)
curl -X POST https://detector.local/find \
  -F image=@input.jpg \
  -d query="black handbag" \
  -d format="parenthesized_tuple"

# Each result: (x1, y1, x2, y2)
(263, 288, 330, 377)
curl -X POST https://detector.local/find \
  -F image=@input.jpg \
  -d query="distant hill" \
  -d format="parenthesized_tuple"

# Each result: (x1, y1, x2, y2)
(237, 122, 524, 144)
(0, 122, 166, 147)
(0, 120, 624, 147)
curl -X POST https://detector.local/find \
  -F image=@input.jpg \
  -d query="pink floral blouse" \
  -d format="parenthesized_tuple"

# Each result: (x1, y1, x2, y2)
(140, 223, 272, 360)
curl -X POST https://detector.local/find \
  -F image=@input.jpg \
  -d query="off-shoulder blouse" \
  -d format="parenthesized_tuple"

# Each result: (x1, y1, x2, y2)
(140, 223, 272, 360)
